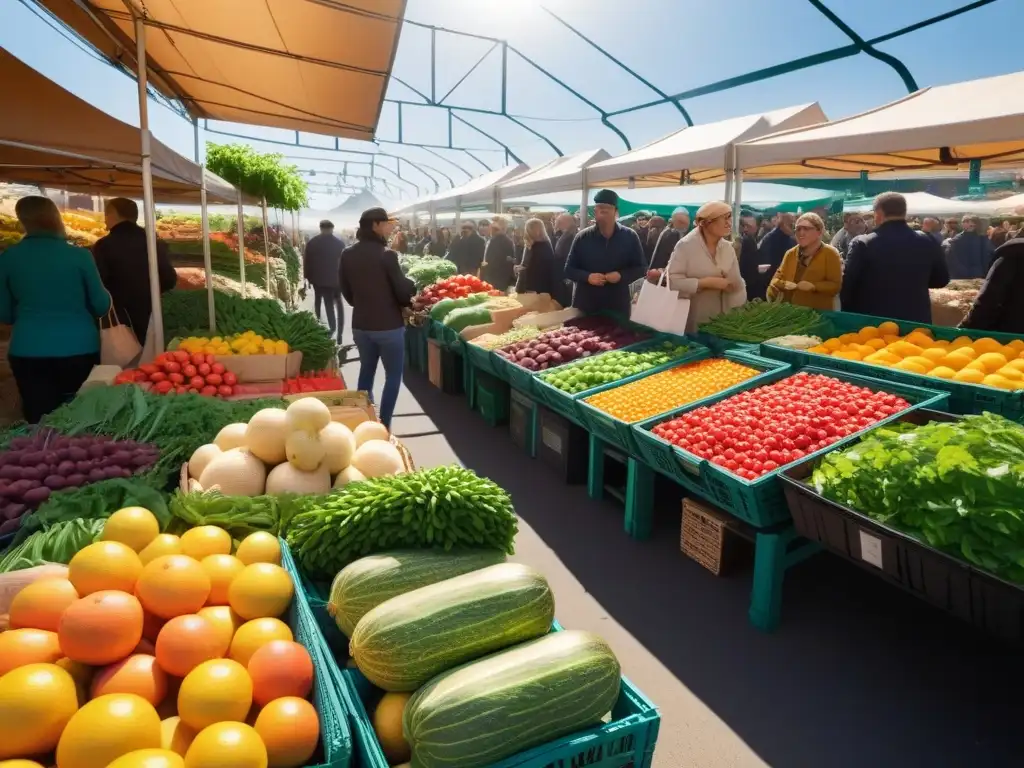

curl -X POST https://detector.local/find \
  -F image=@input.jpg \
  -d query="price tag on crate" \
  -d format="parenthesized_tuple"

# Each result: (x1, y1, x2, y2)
(858, 529, 884, 570)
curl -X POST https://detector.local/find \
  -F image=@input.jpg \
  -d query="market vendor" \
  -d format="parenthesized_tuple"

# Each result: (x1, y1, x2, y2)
(647, 201, 746, 334)
(564, 189, 645, 316)
(765, 212, 842, 310)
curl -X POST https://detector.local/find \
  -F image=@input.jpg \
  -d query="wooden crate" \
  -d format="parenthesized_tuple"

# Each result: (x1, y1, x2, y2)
(283, 391, 376, 431)
(680, 498, 740, 576)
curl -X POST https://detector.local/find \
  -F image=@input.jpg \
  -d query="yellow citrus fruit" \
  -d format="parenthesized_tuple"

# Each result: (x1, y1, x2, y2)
(903, 356, 935, 372)
(905, 332, 932, 348)
(106, 748, 185, 768)
(997, 367, 1023, 382)
(136, 555, 212, 619)
(952, 346, 977, 360)
(0, 761, 47, 767)
(179, 527, 232, 560)
(371, 692, 411, 765)
(972, 337, 1003, 355)
(255, 696, 320, 768)
(234, 532, 282, 566)
(1005, 359, 1024, 373)
(140, 535, 183, 566)
(200, 555, 246, 606)
(228, 563, 294, 620)
(68, 541, 144, 595)
(929, 366, 957, 380)
(864, 338, 886, 350)
(103, 507, 161, 552)
(953, 368, 985, 384)
(184, 722, 267, 768)
(949, 336, 973, 350)
(229, 618, 293, 667)
(0, 663, 79, 759)
(196, 606, 243, 656)
(894, 360, 927, 374)
(877, 321, 899, 336)
(983, 374, 1016, 390)
(9, 577, 79, 632)
(965, 360, 988, 373)
(920, 348, 947, 362)
(177, 659, 253, 731)
(858, 326, 880, 340)
(56, 693, 162, 768)
(976, 352, 1008, 373)
(161, 716, 197, 757)
(939, 354, 971, 371)
(823, 338, 842, 351)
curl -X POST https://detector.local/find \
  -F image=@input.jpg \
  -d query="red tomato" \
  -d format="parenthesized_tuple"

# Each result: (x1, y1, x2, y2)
(190, 353, 206, 367)
(168, 372, 185, 385)
(139, 364, 158, 375)
(164, 361, 181, 374)
(205, 373, 223, 386)
(175, 386, 188, 394)
(154, 353, 173, 366)
(172, 350, 190, 363)
(133, 371, 149, 383)
(200, 385, 217, 397)
(211, 362, 226, 375)
(182, 364, 198, 378)
(153, 380, 173, 394)
(148, 371, 167, 383)
(222, 371, 238, 386)
(189, 376, 206, 389)
(217, 385, 234, 397)
(197, 363, 211, 376)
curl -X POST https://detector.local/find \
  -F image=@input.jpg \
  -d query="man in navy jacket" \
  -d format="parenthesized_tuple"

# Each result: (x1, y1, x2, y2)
(840, 192, 949, 323)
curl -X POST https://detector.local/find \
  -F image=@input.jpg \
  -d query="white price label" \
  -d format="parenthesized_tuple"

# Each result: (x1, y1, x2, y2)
(859, 530, 883, 570)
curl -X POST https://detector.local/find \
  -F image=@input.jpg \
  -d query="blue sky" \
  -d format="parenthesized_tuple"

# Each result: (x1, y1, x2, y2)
(1, 0, 1021, 209)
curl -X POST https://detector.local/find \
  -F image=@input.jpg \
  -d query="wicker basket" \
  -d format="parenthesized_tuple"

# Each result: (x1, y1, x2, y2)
(680, 498, 739, 576)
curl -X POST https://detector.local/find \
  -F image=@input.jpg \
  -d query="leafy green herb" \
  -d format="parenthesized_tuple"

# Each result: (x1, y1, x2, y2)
(0, 518, 106, 573)
(699, 299, 824, 342)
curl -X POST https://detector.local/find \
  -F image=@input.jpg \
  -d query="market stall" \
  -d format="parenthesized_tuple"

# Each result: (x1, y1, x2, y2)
(391, 164, 530, 226)
(842, 192, 999, 216)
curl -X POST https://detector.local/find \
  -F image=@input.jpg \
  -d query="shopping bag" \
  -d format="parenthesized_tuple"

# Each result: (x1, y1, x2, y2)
(100, 307, 142, 367)
(631, 274, 689, 334)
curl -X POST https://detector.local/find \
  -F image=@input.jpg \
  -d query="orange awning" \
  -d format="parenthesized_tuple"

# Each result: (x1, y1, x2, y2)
(36, 0, 406, 140)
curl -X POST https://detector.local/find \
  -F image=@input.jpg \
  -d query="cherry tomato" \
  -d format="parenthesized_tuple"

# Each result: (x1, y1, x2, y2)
(211, 362, 226, 375)
(189, 375, 206, 389)
(182, 364, 197, 378)
(153, 380, 173, 394)
(164, 361, 181, 374)
(148, 371, 167, 383)
(200, 385, 217, 397)
(198, 363, 212, 376)
(217, 385, 234, 397)
(205, 373, 223, 386)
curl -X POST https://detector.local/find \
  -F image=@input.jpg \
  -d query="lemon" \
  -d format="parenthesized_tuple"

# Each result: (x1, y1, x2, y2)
(102, 507, 161, 553)
(929, 366, 956, 380)
(976, 352, 1008, 373)
(953, 368, 985, 383)
(235, 532, 282, 565)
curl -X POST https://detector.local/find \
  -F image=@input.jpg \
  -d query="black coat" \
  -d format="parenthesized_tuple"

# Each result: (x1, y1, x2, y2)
(446, 233, 485, 275)
(736, 234, 760, 301)
(650, 228, 683, 271)
(482, 232, 516, 290)
(552, 228, 577, 307)
(515, 240, 559, 295)
(93, 221, 177, 345)
(754, 228, 796, 300)
(339, 237, 415, 332)
(304, 232, 344, 288)
(564, 224, 646, 315)
(840, 220, 949, 324)
(961, 238, 1024, 334)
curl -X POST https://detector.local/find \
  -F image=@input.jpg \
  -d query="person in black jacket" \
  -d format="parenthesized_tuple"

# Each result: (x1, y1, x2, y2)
(840, 192, 949, 323)
(93, 197, 177, 348)
(753, 213, 796, 300)
(551, 213, 577, 307)
(650, 208, 690, 271)
(339, 208, 416, 429)
(735, 214, 761, 301)
(514, 218, 559, 295)
(960, 238, 1024, 334)
(303, 219, 345, 342)
(481, 216, 516, 291)
(446, 221, 485, 275)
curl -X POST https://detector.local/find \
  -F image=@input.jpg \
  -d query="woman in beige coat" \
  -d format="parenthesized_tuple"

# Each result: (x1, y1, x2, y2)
(646, 201, 746, 333)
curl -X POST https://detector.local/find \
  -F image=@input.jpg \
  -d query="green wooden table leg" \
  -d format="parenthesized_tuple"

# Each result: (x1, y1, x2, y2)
(465, 360, 476, 410)
(625, 458, 654, 540)
(587, 433, 604, 501)
(748, 527, 795, 632)
(526, 401, 538, 458)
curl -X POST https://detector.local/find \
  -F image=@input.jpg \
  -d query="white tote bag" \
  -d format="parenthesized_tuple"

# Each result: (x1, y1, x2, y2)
(99, 302, 142, 368)
(631, 265, 690, 335)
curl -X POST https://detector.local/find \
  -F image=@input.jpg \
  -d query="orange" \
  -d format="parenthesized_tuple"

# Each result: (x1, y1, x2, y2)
(8, 577, 79, 632)
(893, 360, 927, 374)
(161, 716, 197, 756)
(196, 606, 242, 656)
(902, 356, 935, 372)
(976, 352, 1008, 373)
(0, 761, 46, 768)
(155, 615, 224, 677)
(864, 338, 886, 350)
(1006, 359, 1024, 372)
(920, 347, 946, 362)
(136, 555, 212, 619)
(228, 563, 294, 620)
(254, 697, 319, 768)
(372, 692, 411, 765)
(229, 618, 293, 667)
(0, 628, 63, 675)
(983, 374, 1016, 390)
(184, 722, 267, 768)
(0, 663, 79, 760)
(68, 541, 143, 595)
(58, 590, 144, 665)
(939, 354, 971, 371)
(877, 321, 899, 336)
(953, 368, 985, 384)
(56, 693, 162, 768)
(972, 337, 1003, 355)
(102, 507, 161, 552)
(200, 555, 245, 605)
(247, 641, 313, 707)
(142, 611, 168, 642)
(858, 326, 880, 340)
(904, 332, 932, 348)
(235, 532, 281, 566)
(823, 338, 842, 351)
(177, 659, 253, 731)
(56, 657, 95, 705)
(929, 366, 957, 380)
(106, 749, 185, 768)
(91, 654, 168, 707)
(140, 534, 184, 566)
(178, 527, 232, 561)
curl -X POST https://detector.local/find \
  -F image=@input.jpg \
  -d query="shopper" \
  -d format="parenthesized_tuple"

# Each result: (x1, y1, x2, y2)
(753, 212, 796, 299)
(515, 218, 559, 295)
(960, 237, 1024, 334)
(339, 208, 416, 429)
(647, 201, 745, 333)
(650, 208, 690, 271)
(390, 229, 408, 253)
(829, 213, 864, 260)
(943, 215, 994, 279)
(446, 221, 485, 275)
(735, 214, 761, 301)
(481, 216, 516, 292)
(921, 217, 943, 245)
(304, 219, 345, 343)
(564, 189, 645, 316)
(0, 196, 111, 422)
(766, 212, 842, 310)
(840, 192, 948, 323)
(551, 212, 577, 307)
(92, 197, 176, 349)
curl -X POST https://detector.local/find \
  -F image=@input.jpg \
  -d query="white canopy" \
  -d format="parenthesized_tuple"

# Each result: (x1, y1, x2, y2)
(498, 148, 610, 198)
(585, 104, 828, 188)
(393, 163, 529, 215)
(843, 192, 1000, 217)
(993, 194, 1024, 215)
(736, 69, 1024, 177)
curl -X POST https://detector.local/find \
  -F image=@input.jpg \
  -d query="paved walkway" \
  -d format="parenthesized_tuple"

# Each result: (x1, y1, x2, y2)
(319, 301, 1020, 768)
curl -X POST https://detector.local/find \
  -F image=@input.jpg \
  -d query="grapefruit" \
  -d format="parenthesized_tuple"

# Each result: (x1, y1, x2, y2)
(254, 697, 319, 768)
(228, 563, 294, 620)
(58, 590, 144, 665)
(68, 541, 143, 595)
(234, 532, 281, 566)
(91, 654, 168, 707)
(177, 659, 252, 731)
(8, 577, 78, 632)
(56, 693, 162, 768)
(140, 534, 183, 566)
(136, 555, 211, 619)
(179, 527, 232, 560)
(184, 722, 267, 768)
(228, 618, 293, 667)
(195, 606, 242, 656)
(0, 663, 79, 759)
(155, 615, 223, 677)
(103, 507, 161, 552)
(247, 641, 313, 707)
(0, 628, 63, 675)
(199, 555, 245, 605)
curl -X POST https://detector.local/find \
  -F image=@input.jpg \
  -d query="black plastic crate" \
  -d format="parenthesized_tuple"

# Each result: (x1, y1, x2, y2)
(780, 409, 1024, 643)
(476, 371, 510, 427)
(537, 405, 589, 484)
(509, 389, 536, 457)
(441, 345, 463, 396)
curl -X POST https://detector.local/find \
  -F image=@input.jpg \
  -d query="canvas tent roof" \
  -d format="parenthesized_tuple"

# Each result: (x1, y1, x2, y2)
(0, 50, 243, 204)
(993, 194, 1024, 215)
(394, 164, 530, 215)
(842, 192, 999, 216)
(736, 70, 1024, 177)
(585, 104, 828, 188)
(498, 149, 610, 198)
(36, 0, 406, 140)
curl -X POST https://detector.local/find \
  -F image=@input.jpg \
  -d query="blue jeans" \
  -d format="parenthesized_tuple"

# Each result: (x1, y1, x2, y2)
(353, 327, 405, 429)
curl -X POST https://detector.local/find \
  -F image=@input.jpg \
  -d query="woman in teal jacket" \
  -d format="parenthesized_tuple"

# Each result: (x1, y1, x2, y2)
(0, 196, 111, 422)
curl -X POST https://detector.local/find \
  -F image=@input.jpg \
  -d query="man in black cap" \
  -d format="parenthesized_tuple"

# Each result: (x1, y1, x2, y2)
(564, 189, 645, 315)
(339, 208, 415, 429)
(304, 219, 345, 342)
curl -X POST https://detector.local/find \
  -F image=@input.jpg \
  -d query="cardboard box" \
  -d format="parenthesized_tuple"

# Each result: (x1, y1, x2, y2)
(221, 351, 303, 383)
(428, 338, 443, 389)
(283, 390, 376, 431)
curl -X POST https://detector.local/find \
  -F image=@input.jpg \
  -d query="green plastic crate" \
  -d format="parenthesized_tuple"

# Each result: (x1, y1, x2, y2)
(464, 337, 499, 377)
(819, 310, 1024, 345)
(476, 371, 511, 426)
(577, 350, 789, 460)
(632, 367, 950, 527)
(691, 331, 758, 355)
(279, 541, 353, 768)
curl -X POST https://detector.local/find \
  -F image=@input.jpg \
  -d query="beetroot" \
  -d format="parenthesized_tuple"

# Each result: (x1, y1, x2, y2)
(65, 473, 87, 487)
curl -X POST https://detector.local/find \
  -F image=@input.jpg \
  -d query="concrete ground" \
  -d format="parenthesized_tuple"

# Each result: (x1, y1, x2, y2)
(321, 303, 1020, 768)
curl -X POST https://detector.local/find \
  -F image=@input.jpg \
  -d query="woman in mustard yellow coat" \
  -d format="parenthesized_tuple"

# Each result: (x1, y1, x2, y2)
(766, 212, 842, 310)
